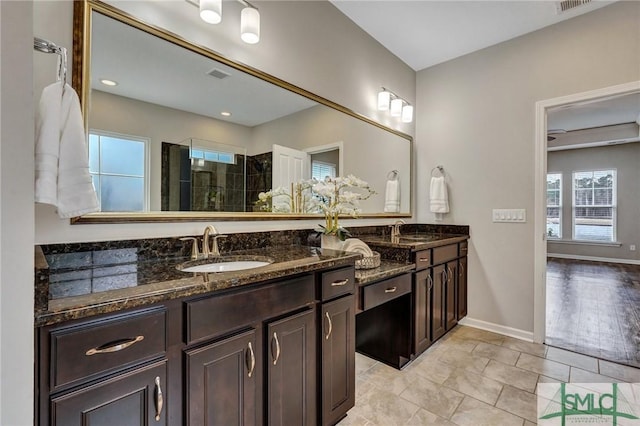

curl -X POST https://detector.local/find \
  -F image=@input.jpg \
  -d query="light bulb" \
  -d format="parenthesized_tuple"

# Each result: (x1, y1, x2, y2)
(200, 0, 222, 24)
(390, 98, 403, 117)
(241, 7, 260, 44)
(377, 90, 390, 111)
(401, 105, 413, 123)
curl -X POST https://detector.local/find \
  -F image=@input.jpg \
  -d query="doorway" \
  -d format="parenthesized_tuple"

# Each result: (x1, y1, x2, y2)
(533, 81, 640, 366)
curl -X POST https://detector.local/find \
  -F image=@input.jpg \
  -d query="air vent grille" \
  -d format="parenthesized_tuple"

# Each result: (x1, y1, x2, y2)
(207, 68, 231, 79)
(556, 0, 591, 13)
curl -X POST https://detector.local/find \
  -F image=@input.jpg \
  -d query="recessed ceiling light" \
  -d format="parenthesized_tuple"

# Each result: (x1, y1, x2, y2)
(221, 111, 232, 117)
(100, 79, 118, 86)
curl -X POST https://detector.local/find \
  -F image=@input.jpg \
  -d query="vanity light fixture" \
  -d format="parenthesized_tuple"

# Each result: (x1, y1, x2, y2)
(100, 79, 118, 86)
(188, 0, 260, 44)
(377, 87, 413, 123)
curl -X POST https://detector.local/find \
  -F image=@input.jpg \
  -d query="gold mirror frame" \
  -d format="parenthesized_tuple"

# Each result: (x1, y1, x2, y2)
(71, 0, 413, 224)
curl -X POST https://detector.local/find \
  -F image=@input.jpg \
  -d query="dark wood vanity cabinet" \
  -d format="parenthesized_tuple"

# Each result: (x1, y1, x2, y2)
(413, 241, 468, 357)
(37, 266, 356, 426)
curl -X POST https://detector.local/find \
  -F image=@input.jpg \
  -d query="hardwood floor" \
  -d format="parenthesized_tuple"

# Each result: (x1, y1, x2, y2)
(546, 258, 640, 369)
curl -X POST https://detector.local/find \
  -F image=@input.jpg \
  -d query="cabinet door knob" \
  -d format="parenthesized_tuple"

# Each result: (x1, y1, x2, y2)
(272, 332, 281, 365)
(246, 342, 256, 378)
(325, 312, 333, 340)
(384, 287, 397, 293)
(85, 335, 144, 356)
(331, 279, 349, 287)
(154, 376, 163, 422)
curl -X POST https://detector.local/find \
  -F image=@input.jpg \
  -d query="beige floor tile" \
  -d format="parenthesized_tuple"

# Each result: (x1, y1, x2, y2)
(599, 360, 640, 382)
(452, 326, 506, 345)
(524, 421, 536, 426)
(472, 342, 521, 365)
(516, 353, 570, 381)
(431, 337, 480, 354)
(442, 368, 504, 405)
(354, 386, 420, 426)
(495, 385, 538, 423)
(405, 408, 456, 425)
(355, 352, 378, 376)
(483, 359, 539, 393)
(436, 347, 490, 374)
(359, 362, 418, 396)
(356, 377, 377, 399)
(545, 346, 599, 372)
(450, 396, 525, 426)
(536, 376, 562, 398)
(399, 376, 465, 419)
(404, 355, 456, 384)
(570, 367, 624, 383)
(501, 337, 548, 357)
(336, 411, 371, 426)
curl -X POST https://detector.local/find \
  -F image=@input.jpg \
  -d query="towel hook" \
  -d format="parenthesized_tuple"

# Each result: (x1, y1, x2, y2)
(34, 36, 68, 90)
(387, 170, 399, 180)
(431, 165, 444, 177)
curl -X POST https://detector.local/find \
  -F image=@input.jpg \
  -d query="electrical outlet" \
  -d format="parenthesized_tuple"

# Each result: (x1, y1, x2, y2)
(630, 244, 636, 251)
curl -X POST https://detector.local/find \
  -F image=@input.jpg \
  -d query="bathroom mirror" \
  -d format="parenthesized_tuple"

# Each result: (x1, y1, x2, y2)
(72, 0, 412, 223)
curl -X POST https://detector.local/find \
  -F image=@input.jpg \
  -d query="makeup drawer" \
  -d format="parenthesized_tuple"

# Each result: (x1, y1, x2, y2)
(361, 273, 411, 311)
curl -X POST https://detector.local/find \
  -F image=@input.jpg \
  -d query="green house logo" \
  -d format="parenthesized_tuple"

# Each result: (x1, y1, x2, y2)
(538, 383, 640, 425)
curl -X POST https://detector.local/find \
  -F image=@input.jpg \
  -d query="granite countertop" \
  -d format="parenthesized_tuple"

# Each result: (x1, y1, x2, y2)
(355, 260, 415, 285)
(35, 245, 360, 327)
(359, 233, 468, 251)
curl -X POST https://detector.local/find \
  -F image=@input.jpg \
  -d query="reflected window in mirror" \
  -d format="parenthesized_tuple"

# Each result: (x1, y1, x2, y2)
(88, 131, 148, 212)
(312, 161, 336, 181)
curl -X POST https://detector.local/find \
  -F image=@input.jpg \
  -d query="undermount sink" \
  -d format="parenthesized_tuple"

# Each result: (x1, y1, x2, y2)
(177, 255, 274, 273)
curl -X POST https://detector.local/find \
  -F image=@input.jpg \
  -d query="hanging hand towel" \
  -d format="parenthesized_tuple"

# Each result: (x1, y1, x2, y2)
(35, 83, 99, 218)
(383, 175, 400, 213)
(429, 176, 449, 213)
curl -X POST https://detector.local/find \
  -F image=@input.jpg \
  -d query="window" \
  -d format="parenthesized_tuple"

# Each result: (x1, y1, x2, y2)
(89, 131, 148, 212)
(546, 173, 562, 239)
(312, 160, 336, 181)
(190, 148, 235, 164)
(572, 169, 616, 242)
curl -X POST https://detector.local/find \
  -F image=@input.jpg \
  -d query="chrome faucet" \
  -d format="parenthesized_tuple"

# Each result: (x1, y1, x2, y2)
(389, 219, 406, 239)
(202, 225, 227, 258)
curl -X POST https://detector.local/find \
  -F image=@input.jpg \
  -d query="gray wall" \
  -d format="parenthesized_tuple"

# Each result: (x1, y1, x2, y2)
(416, 1, 640, 333)
(1, 2, 34, 424)
(547, 143, 640, 261)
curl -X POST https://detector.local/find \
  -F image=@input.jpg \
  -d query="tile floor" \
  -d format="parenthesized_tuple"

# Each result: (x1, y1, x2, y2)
(338, 325, 640, 425)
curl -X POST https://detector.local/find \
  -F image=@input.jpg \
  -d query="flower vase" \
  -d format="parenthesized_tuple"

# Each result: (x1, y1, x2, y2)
(321, 234, 344, 251)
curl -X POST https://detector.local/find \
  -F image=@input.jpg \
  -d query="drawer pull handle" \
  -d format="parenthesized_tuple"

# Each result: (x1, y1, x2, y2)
(331, 278, 350, 287)
(85, 335, 144, 356)
(384, 287, 397, 293)
(325, 312, 333, 340)
(154, 376, 163, 421)
(272, 332, 281, 365)
(418, 258, 429, 262)
(246, 342, 256, 378)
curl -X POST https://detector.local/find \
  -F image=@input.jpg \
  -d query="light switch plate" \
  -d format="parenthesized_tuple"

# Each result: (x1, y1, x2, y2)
(493, 209, 526, 223)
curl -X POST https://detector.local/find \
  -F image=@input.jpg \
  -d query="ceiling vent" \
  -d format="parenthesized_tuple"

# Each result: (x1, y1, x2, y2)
(207, 68, 231, 79)
(556, 0, 592, 13)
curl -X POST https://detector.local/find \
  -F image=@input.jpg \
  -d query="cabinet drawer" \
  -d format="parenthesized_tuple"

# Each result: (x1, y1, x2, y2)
(433, 244, 458, 265)
(414, 249, 431, 270)
(361, 273, 411, 311)
(186, 274, 314, 345)
(50, 307, 166, 392)
(321, 267, 355, 301)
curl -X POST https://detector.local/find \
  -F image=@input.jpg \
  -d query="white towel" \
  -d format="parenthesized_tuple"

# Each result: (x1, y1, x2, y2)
(383, 178, 400, 213)
(35, 83, 99, 218)
(342, 238, 374, 257)
(429, 176, 449, 213)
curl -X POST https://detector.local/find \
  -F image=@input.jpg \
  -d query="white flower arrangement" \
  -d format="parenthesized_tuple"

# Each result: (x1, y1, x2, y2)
(255, 175, 375, 240)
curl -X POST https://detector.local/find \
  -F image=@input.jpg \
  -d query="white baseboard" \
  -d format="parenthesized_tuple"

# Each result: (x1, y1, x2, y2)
(458, 317, 534, 342)
(547, 253, 640, 265)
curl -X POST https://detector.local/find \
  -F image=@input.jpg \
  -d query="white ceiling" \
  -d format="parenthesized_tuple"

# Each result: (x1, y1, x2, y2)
(91, 12, 317, 127)
(331, 0, 616, 71)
